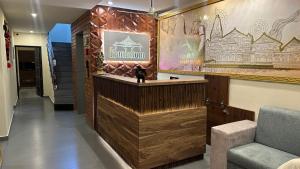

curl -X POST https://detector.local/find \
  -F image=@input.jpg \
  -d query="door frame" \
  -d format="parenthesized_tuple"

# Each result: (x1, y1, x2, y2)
(14, 45, 43, 97)
(75, 32, 86, 114)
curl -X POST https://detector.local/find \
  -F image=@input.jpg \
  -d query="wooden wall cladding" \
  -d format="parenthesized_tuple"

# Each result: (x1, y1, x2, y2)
(97, 96, 139, 168)
(90, 6, 158, 80)
(204, 75, 255, 144)
(94, 75, 208, 168)
(71, 11, 93, 125)
(97, 95, 206, 169)
(94, 76, 206, 114)
(138, 107, 206, 169)
(224, 106, 255, 123)
(205, 75, 229, 105)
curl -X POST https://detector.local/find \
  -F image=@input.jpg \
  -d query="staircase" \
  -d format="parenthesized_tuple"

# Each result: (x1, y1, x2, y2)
(48, 42, 74, 110)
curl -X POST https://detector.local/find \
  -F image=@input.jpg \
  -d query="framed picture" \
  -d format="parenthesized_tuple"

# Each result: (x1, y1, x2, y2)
(158, 0, 300, 84)
(103, 30, 150, 62)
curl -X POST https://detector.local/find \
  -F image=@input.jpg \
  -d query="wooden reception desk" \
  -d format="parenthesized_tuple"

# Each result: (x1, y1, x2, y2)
(93, 74, 207, 169)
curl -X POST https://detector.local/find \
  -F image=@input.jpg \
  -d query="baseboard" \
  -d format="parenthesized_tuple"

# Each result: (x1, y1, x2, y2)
(0, 109, 15, 141)
(49, 96, 55, 104)
(0, 136, 8, 141)
(14, 97, 18, 107)
(54, 104, 74, 111)
(7, 110, 14, 137)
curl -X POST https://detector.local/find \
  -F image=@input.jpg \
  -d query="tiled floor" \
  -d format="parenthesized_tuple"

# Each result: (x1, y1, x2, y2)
(0, 146, 2, 168)
(19, 87, 39, 99)
(0, 89, 210, 169)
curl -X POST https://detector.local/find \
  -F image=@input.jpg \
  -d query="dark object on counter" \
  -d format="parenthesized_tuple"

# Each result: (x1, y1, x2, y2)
(170, 76, 179, 80)
(135, 66, 146, 83)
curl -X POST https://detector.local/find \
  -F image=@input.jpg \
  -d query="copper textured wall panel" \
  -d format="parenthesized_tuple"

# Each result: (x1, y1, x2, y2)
(72, 6, 158, 128)
(90, 6, 158, 80)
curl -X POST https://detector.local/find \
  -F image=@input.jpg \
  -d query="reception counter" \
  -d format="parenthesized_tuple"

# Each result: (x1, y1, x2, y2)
(93, 74, 207, 169)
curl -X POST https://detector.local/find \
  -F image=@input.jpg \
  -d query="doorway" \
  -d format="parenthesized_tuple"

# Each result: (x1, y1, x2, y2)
(15, 46, 43, 98)
(75, 33, 86, 114)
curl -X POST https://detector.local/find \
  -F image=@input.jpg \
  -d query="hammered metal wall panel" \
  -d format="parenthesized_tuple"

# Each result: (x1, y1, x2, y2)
(90, 6, 158, 80)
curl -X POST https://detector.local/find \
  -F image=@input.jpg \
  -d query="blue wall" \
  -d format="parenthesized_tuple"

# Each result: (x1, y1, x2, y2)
(49, 23, 71, 43)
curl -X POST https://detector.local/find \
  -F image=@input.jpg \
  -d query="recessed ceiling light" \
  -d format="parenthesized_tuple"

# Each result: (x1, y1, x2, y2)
(108, 0, 113, 6)
(30, 30, 34, 33)
(31, 13, 37, 18)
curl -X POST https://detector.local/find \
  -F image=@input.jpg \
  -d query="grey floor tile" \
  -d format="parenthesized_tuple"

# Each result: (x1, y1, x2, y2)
(2, 89, 210, 169)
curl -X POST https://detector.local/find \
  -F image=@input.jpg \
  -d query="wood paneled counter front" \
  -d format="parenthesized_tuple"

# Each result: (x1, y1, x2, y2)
(93, 74, 207, 169)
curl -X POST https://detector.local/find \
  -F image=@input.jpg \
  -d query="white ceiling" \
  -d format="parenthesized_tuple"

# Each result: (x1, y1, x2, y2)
(0, 0, 101, 33)
(0, 0, 207, 33)
(98, 0, 208, 13)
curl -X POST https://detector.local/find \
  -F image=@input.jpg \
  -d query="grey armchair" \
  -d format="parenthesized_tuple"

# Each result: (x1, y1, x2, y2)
(210, 106, 300, 169)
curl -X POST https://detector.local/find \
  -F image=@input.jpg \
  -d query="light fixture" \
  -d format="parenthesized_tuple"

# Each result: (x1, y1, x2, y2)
(108, 0, 113, 6)
(203, 15, 209, 20)
(149, 0, 155, 14)
(31, 13, 37, 18)
(30, 30, 34, 33)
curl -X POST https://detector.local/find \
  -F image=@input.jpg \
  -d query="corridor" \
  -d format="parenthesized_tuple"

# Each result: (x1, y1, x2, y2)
(0, 89, 131, 169)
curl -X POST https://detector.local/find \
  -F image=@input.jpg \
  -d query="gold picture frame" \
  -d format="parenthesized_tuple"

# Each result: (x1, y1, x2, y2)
(157, 0, 300, 85)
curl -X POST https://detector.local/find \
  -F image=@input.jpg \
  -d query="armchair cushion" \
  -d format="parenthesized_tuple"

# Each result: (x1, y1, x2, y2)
(210, 120, 257, 169)
(278, 158, 300, 169)
(228, 143, 298, 169)
(256, 106, 300, 156)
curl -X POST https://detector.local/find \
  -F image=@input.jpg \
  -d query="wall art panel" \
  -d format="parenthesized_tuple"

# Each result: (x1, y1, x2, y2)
(159, 0, 300, 83)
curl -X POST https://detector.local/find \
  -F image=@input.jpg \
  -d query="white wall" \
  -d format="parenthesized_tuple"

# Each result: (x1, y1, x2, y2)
(158, 73, 300, 119)
(0, 8, 18, 137)
(229, 80, 300, 119)
(13, 32, 54, 102)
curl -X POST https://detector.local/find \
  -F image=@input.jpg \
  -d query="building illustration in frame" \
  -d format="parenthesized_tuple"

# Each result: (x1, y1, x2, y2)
(159, 0, 300, 82)
(205, 15, 300, 69)
(103, 31, 150, 62)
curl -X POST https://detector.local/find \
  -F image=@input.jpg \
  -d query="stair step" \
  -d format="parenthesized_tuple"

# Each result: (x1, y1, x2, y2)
(48, 42, 74, 104)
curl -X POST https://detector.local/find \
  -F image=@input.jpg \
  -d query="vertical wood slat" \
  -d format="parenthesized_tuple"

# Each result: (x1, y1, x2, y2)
(94, 76, 207, 114)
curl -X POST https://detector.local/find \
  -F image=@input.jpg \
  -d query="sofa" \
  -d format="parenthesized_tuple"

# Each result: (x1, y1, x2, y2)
(210, 106, 300, 169)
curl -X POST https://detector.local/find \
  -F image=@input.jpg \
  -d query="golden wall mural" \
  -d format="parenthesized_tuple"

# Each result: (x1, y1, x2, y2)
(159, 0, 300, 84)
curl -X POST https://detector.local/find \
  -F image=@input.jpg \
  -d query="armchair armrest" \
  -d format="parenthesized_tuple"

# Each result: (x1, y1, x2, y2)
(210, 120, 257, 169)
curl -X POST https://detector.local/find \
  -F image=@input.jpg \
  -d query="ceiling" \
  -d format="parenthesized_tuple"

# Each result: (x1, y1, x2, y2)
(0, 0, 101, 33)
(0, 0, 207, 34)
(98, 0, 207, 13)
